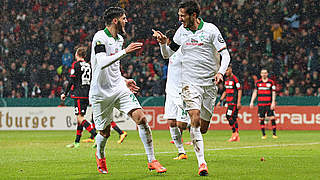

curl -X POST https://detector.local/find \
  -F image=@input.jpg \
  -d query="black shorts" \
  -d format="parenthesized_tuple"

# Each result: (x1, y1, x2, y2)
(73, 98, 89, 116)
(258, 106, 275, 118)
(226, 105, 238, 121)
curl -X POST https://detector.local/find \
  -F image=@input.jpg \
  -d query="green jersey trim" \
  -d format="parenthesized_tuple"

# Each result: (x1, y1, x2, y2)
(186, 18, 204, 34)
(104, 27, 119, 40)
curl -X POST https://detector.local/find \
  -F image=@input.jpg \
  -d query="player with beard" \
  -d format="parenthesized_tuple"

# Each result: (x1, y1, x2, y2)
(155, 1, 231, 176)
(90, 7, 166, 174)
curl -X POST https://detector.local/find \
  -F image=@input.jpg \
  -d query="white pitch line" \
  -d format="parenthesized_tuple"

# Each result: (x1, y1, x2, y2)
(123, 142, 320, 156)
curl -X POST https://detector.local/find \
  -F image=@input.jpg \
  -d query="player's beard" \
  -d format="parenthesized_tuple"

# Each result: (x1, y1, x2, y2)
(116, 22, 126, 35)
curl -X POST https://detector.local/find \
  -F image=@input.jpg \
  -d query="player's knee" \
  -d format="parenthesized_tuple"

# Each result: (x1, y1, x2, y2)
(136, 115, 147, 125)
(168, 120, 177, 127)
(99, 129, 110, 138)
(177, 123, 187, 131)
(228, 119, 235, 126)
(77, 115, 84, 123)
(200, 127, 208, 134)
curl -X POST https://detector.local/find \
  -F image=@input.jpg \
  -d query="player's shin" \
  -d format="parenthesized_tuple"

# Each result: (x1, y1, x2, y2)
(96, 133, 108, 159)
(169, 126, 185, 154)
(271, 119, 277, 135)
(260, 119, 266, 136)
(138, 123, 155, 162)
(190, 126, 206, 166)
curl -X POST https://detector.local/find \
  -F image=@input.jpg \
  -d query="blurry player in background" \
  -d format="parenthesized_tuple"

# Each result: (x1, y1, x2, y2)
(61, 47, 128, 148)
(153, 28, 189, 160)
(61, 47, 97, 148)
(217, 65, 242, 142)
(250, 68, 278, 139)
(90, 7, 166, 174)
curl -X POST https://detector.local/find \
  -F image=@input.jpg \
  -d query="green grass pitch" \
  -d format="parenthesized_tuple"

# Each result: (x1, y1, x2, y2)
(0, 130, 319, 179)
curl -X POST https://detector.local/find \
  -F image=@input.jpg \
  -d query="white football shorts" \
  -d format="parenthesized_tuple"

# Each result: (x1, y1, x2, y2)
(91, 88, 141, 131)
(163, 95, 190, 123)
(181, 84, 218, 121)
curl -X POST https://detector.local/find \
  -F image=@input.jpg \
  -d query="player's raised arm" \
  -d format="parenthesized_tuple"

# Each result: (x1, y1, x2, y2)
(95, 40, 143, 70)
(153, 29, 177, 59)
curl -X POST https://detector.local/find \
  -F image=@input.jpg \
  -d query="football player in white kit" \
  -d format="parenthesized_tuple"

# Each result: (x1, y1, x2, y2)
(90, 7, 166, 174)
(153, 29, 190, 160)
(155, 1, 231, 176)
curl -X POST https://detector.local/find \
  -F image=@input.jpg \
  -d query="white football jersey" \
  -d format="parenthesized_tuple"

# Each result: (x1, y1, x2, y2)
(173, 18, 227, 86)
(89, 28, 126, 99)
(166, 48, 183, 97)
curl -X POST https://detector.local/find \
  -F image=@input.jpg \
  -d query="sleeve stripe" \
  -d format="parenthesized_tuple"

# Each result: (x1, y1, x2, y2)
(218, 47, 227, 53)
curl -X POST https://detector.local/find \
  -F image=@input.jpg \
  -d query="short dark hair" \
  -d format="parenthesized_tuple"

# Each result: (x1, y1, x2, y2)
(104, 7, 126, 25)
(178, 1, 200, 17)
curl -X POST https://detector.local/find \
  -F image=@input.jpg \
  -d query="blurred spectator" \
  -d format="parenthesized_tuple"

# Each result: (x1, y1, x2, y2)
(61, 47, 73, 68)
(0, 0, 318, 98)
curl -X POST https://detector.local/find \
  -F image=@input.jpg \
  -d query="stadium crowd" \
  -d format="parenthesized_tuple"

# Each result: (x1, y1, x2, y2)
(0, 0, 319, 98)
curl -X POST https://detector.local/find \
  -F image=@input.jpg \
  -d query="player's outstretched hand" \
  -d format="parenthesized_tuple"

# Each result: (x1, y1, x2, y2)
(152, 29, 167, 44)
(214, 73, 223, 85)
(125, 79, 140, 94)
(60, 94, 66, 101)
(125, 42, 143, 54)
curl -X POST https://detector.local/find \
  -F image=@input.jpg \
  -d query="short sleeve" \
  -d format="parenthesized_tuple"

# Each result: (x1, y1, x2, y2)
(212, 25, 227, 53)
(93, 35, 107, 54)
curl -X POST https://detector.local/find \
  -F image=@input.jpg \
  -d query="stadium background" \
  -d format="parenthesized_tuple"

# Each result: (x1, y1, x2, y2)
(0, 0, 319, 130)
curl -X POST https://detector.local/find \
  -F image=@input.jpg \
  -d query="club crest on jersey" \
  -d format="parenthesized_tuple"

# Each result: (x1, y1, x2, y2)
(191, 38, 198, 43)
(266, 83, 271, 87)
(229, 81, 233, 85)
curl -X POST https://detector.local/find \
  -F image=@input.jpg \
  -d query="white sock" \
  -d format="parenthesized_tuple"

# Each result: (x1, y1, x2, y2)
(169, 126, 185, 154)
(96, 133, 107, 159)
(190, 127, 206, 167)
(138, 124, 156, 163)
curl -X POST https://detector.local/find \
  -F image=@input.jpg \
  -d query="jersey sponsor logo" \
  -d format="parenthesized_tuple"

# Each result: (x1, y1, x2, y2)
(186, 38, 203, 46)
(258, 87, 270, 90)
(218, 34, 224, 43)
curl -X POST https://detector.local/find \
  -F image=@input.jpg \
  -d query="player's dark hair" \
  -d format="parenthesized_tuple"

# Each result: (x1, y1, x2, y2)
(178, 0, 200, 17)
(104, 7, 126, 25)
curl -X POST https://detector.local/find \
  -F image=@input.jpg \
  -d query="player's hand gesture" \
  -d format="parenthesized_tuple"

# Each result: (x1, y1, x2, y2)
(217, 101, 221, 107)
(250, 102, 254, 109)
(60, 94, 66, 101)
(237, 103, 242, 110)
(214, 73, 223, 85)
(152, 29, 167, 45)
(271, 102, 275, 110)
(125, 42, 143, 54)
(125, 79, 140, 94)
